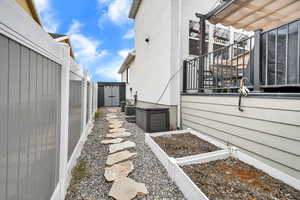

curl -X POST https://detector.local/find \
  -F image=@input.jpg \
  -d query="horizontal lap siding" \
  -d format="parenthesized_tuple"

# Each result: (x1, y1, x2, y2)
(0, 33, 61, 200)
(181, 95, 300, 180)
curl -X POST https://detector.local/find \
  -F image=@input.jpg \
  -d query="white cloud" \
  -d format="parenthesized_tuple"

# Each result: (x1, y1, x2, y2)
(123, 28, 134, 39)
(118, 49, 131, 58)
(33, 0, 59, 32)
(104, 0, 132, 25)
(96, 59, 122, 81)
(96, 48, 132, 81)
(67, 20, 107, 63)
(98, 0, 111, 4)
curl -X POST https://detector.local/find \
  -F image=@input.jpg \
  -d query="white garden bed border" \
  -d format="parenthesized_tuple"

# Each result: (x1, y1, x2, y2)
(145, 128, 229, 177)
(145, 129, 300, 200)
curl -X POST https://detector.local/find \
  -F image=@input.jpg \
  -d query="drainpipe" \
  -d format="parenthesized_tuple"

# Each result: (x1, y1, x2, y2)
(177, 0, 182, 129)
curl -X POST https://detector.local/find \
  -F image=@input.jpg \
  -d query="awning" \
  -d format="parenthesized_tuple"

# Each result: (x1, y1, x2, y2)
(208, 0, 300, 31)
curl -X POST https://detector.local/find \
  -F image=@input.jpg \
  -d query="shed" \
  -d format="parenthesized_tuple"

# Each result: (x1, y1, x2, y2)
(97, 82, 126, 107)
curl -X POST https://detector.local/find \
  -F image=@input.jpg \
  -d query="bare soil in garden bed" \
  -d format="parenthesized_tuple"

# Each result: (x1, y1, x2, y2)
(182, 157, 300, 200)
(152, 133, 221, 158)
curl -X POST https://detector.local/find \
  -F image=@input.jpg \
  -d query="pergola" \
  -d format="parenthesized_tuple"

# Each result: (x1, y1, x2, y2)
(207, 0, 300, 31)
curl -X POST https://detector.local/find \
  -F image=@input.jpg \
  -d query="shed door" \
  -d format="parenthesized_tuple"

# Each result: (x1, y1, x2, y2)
(104, 86, 120, 107)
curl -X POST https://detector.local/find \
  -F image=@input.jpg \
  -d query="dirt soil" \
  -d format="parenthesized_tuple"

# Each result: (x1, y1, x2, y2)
(152, 133, 221, 158)
(182, 157, 300, 200)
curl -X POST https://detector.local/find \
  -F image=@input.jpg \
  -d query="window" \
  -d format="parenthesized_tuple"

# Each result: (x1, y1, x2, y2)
(189, 20, 209, 56)
(214, 27, 230, 45)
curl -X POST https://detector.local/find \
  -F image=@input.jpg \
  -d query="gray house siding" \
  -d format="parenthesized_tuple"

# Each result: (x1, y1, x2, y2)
(181, 95, 300, 180)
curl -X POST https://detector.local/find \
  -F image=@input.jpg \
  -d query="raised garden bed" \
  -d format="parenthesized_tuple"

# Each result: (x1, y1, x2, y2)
(153, 133, 221, 158)
(146, 129, 300, 200)
(145, 129, 228, 179)
(182, 157, 300, 200)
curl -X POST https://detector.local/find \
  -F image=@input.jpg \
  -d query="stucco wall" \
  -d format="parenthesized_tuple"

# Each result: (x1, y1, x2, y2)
(132, 0, 173, 105)
(121, 61, 135, 101)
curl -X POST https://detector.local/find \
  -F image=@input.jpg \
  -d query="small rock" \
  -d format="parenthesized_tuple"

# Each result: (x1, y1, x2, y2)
(109, 177, 148, 200)
(109, 141, 136, 153)
(104, 161, 134, 181)
(101, 138, 124, 144)
(106, 151, 137, 166)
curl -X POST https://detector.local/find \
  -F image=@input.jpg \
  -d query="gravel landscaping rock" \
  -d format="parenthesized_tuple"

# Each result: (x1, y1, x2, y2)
(153, 133, 221, 158)
(182, 157, 300, 200)
(65, 108, 186, 200)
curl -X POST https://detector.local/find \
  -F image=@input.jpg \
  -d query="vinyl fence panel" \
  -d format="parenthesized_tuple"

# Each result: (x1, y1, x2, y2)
(0, 33, 61, 200)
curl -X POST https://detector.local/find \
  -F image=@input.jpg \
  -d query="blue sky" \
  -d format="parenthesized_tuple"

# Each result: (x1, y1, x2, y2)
(33, 0, 134, 81)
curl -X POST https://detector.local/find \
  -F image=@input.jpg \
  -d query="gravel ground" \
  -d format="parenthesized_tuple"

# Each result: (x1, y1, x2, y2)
(153, 133, 221, 158)
(65, 108, 185, 200)
(182, 157, 300, 200)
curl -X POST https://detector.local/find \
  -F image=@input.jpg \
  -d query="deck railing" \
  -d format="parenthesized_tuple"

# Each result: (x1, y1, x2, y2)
(183, 36, 255, 93)
(183, 19, 300, 93)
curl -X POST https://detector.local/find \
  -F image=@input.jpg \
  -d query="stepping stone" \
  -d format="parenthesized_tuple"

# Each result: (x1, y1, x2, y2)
(104, 161, 134, 182)
(109, 128, 127, 133)
(106, 116, 118, 120)
(106, 150, 137, 166)
(109, 177, 148, 200)
(109, 141, 136, 154)
(108, 120, 123, 124)
(109, 124, 122, 129)
(106, 132, 131, 138)
(101, 138, 124, 144)
(106, 114, 117, 117)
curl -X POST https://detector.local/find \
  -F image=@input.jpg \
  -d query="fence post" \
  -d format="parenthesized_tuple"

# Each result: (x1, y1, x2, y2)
(253, 29, 262, 91)
(59, 43, 70, 200)
(182, 60, 187, 93)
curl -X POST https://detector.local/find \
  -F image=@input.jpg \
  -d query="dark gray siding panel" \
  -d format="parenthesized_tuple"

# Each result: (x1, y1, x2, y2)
(98, 85, 104, 107)
(7, 39, 20, 200)
(0, 34, 9, 200)
(86, 83, 91, 123)
(68, 73, 83, 160)
(0, 33, 61, 200)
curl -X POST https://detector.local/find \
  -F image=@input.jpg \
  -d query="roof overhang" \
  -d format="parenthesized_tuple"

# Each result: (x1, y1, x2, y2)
(128, 0, 142, 19)
(207, 0, 300, 31)
(49, 33, 75, 59)
(118, 51, 136, 73)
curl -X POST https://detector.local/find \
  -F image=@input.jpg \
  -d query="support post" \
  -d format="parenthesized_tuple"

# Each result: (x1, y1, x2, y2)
(196, 13, 206, 92)
(253, 29, 262, 91)
(59, 44, 70, 200)
(182, 60, 187, 93)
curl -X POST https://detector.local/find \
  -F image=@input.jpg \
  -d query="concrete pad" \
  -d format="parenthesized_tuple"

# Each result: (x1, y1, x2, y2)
(106, 150, 137, 166)
(106, 132, 131, 138)
(109, 141, 136, 153)
(109, 177, 148, 200)
(101, 138, 124, 144)
(104, 161, 134, 182)
(109, 128, 127, 133)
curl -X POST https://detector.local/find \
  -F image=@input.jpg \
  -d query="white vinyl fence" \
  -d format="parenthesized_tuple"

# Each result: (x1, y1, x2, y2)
(0, 0, 98, 199)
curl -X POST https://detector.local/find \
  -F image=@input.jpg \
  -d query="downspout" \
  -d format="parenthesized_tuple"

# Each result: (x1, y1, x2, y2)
(177, 0, 182, 129)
